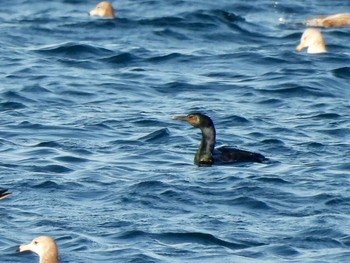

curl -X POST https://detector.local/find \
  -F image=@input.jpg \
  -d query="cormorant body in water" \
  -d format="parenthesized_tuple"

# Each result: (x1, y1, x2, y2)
(172, 113, 267, 166)
(0, 188, 11, 200)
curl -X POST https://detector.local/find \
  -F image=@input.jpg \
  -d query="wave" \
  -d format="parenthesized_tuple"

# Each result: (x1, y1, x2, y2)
(118, 230, 264, 250)
(31, 41, 113, 59)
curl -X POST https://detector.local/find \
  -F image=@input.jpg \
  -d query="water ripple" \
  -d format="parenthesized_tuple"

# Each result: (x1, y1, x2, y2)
(2, 0, 350, 262)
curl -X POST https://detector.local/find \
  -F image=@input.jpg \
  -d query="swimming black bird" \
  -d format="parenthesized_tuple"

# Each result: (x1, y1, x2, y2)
(0, 188, 11, 200)
(172, 113, 267, 166)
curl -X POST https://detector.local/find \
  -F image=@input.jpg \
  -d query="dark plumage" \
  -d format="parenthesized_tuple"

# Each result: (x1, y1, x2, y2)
(0, 188, 11, 200)
(172, 113, 267, 166)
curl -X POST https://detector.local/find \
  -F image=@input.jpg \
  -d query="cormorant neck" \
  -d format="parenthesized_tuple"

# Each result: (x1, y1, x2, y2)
(195, 123, 216, 165)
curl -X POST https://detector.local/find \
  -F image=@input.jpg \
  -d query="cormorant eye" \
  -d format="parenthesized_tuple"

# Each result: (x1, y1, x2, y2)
(188, 115, 196, 121)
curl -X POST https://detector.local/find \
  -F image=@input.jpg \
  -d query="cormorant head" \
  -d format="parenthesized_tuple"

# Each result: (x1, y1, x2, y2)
(172, 113, 213, 128)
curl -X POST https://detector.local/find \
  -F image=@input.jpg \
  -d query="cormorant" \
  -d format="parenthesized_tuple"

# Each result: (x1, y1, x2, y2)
(172, 113, 267, 166)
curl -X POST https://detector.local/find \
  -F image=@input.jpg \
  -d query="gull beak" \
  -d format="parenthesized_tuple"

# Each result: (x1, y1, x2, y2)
(295, 43, 304, 52)
(16, 243, 31, 253)
(89, 10, 97, 16)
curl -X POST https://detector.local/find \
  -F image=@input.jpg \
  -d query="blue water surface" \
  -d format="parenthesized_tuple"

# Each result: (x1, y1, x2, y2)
(1, 0, 350, 262)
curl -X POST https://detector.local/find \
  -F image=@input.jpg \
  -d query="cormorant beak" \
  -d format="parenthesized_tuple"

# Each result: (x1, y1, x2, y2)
(171, 115, 188, 122)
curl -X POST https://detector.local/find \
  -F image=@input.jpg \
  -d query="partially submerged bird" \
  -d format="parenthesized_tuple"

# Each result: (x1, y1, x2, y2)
(295, 28, 326, 54)
(0, 188, 11, 200)
(172, 113, 267, 166)
(17, 236, 58, 263)
(89, 1, 115, 18)
(304, 13, 350, 28)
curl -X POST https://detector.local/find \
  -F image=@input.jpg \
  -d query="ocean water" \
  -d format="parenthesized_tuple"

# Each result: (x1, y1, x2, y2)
(1, 0, 350, 262)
